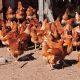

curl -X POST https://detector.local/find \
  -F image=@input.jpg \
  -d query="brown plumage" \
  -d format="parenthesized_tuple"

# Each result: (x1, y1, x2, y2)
(42, 38, 64, 69)
(6, 6, 15, 20)
(55, 18, 64, 35)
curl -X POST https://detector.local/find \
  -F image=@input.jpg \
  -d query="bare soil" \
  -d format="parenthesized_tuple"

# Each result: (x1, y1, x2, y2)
(0, 1, 80, 80)
(0, 46, 80, 80)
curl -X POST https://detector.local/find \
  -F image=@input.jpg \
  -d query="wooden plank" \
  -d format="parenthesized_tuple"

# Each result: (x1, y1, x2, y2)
(44, 0, 54, 22)
(0, 0, 3, 19)
(38, 0, 44, 22)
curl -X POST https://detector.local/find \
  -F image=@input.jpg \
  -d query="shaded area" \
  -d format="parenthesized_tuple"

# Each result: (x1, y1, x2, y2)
(18, 53, 36, 61)
(53, 59, 78, 69)
(0, 40, 6, 48)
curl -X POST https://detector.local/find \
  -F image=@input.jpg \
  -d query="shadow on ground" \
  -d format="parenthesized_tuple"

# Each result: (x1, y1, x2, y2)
(53, 59, 78, 69)
(18, 53, 36, 61)
(0, 41, 6, 48)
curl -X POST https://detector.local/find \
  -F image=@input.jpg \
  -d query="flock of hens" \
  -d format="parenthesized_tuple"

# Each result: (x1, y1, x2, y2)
(0, 1, 80, 69)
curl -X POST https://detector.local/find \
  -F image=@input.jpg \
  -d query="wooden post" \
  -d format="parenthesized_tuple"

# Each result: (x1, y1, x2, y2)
(0, 0, 3, 19)
(38, 0, 44, 22)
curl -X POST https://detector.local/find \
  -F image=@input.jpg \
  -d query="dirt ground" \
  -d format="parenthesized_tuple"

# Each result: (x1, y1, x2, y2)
(0, 1, 80, 80)
(0, 46, 80, 80)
